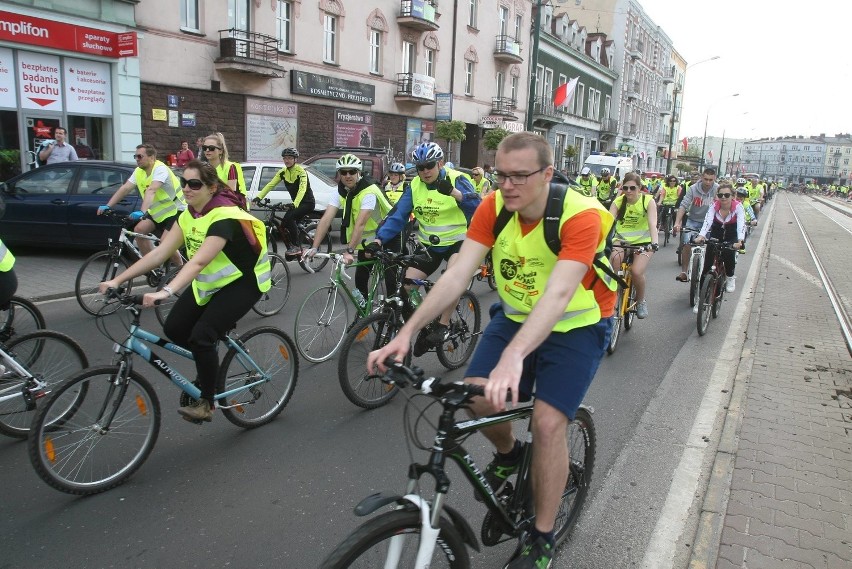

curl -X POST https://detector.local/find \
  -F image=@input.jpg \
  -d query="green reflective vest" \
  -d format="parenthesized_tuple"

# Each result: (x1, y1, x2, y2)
(177, 206, 271, 305)
(411, 168, 468, 245)
(613, 194, 652, 244)
(342, 183, 392, 247)
(216, 161, 247, 198)
(0, 239, 14, 272)
(134, 160, 183, 223)
(384, 181, 405, 205)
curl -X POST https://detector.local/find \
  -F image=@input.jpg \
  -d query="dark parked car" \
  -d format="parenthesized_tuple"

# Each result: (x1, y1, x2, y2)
(0, 161, 138, 248)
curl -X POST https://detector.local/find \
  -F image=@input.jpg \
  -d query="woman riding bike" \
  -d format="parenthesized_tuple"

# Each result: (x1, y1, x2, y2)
(693, 181, 745, 296)
(100, 160, 271, 422)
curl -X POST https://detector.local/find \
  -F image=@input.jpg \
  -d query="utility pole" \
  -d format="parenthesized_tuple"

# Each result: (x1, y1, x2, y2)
(665, 84, 680, 175)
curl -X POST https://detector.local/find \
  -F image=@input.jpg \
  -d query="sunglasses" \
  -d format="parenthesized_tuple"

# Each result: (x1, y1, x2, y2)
(717, 192, 732, 198)
(179, 177, 205, 190)
(416, 161, 437, 171)
(134, 154, 147, 160)
(338, 169, 359, 176)
(201, 145, 221, 152)
(623, 185, 639, 190)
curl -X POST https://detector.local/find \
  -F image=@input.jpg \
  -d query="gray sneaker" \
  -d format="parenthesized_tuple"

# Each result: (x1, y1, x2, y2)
(178, 398, 213, 422)
(636, 300, 648, 319)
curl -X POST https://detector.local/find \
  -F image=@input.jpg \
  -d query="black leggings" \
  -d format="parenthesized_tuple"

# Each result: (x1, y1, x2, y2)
(0, 269, 18, 309)
(163, 276, 261, 402)
(702, 225, 738, 278)
(282, 201, 315, 245)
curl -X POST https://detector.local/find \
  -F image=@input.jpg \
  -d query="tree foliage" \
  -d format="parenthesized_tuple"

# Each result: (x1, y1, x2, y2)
(483, 128, 510, 151)
(435, 120, 466, 144)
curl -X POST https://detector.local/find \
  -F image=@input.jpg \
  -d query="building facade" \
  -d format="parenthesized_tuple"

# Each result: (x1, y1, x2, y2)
(740, 137, 829, 183)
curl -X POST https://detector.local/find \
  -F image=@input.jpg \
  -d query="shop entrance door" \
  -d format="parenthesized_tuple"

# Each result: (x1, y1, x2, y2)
(22, 114, 62, 169)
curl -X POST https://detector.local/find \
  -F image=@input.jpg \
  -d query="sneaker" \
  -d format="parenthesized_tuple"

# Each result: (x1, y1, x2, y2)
(726, 276, 736, 293)
(475, 444, 522, 502)
(285, 245, 303, 256)
(412, 322, 448, 357)
(506, 535, 554, 569)
(177, 399, 213, 422)
(425, 322, 449, 346)
(636, 300, 648, 319)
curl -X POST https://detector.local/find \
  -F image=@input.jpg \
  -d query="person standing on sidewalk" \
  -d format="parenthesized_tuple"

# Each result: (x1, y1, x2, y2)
(175, 141, 195, 168)
(673, 167, 718, 282)
(368, 132, 615, 569)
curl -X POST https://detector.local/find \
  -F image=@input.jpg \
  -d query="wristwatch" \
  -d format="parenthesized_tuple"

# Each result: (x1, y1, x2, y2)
(346, 247, 355, 255)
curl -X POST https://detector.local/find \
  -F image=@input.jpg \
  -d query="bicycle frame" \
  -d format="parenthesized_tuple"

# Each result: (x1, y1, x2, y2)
(313, 253, 386, 317)
(0, 346, 47, 406)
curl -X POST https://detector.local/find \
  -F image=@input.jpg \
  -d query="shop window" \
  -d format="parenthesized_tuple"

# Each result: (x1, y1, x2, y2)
(0, 111, 21, 180)
(67, 116, 112, 161)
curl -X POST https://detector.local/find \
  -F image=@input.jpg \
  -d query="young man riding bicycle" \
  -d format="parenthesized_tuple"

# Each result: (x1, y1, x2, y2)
(368, 132, 615, 569)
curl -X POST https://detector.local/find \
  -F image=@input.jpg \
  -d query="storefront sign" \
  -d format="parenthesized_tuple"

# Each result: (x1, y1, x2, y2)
(0, 47, 16, 108)
(64, 57, 112, 115)
(181, 113, 196, 127)
(503, 121, 524, 133)
(0, 10, 136, 59)
(479, 115, 504, 129)
(334, 109, 373, 147)
(18, 51, 61, 110)
(245, 97, 298, 161)
(168, 110, 178, 127)
(290, 71, 375, 106)
(167, 95, 178, 108)
(152, 108, 167, 121)
(435, 93, 452, 121)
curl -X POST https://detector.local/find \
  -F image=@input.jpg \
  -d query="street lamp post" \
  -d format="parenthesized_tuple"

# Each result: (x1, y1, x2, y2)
(717, 129, 726, 174)
(665, 56, 720, 175)
(699, 93, 739, 172)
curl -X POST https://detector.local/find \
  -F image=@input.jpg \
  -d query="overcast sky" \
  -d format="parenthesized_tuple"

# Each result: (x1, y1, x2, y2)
(635, 0, 852, 141)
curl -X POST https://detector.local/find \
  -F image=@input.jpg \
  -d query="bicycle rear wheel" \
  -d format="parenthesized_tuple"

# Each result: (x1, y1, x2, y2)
(436, 290, 481, 370)
(75, 250, 131, 316)
(217, 326, 298, 428)
(663, 212, 672, 247)
(321, 509, 469, 569)
(0, 296, 45, 342)
(338, 312, 403, 409)
(553, 406, 596, 545)
(297, 222, 331, 273)
(697, 276, 715, 336)
(28, 366, 160, 495)
(607, 286, 624, 355)
(0, 331, 88, 439)
(295, 285, 350, 363)
(252, 253, 291, 317)
(689, 254, 702, 307)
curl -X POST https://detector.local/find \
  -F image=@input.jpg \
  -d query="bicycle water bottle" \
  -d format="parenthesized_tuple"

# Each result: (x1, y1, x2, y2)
(408, 289, 422, 308)
(352, 289, 367, 310)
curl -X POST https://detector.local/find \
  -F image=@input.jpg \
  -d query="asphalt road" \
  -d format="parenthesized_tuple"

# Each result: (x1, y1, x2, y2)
(0, 219, 766, 569)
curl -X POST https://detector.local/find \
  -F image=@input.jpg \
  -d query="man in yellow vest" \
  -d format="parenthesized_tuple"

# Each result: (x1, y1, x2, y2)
(575, 166, 598, 197)
(100, 143, 184, 265)
(0, 237, 17, 310)
(368, 132, 615, 569)
(369, 141, 480, 355)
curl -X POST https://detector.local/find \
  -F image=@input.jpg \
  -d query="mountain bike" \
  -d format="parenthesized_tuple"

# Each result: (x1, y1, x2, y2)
(0, 330, 87, 438)
(696, 239, 741, 336)
(607, 243, 651, 355)
(28, 291, 298, 495)
(74, 212, 186, 316)
(254, 198, 331, 273)
(0, 295, 45, 343)
(337, 251, 481, 409)
(321, 360, 595, 568)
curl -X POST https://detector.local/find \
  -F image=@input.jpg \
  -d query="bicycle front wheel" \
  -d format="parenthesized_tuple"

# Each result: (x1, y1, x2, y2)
(553, 406, 596, 545)
(217, 326, 298, 428)
(0, 331, 88, 439)
(607, 286, 624, 355)
(689, 254, 702, 307)
(0, 296, 45, 342)
(321, 509, 470, 569)
(252, 253, 291, 317)
(28, 366, 160, 495)
(75, 250, 130, 316)
(436, 291, 481, 370)
(338, 312, 402, 409)
(295, 285, 350, 363)
(297, 222, 331, 273)
(624, 283, 636, 331)
(697, 276, 715, 336)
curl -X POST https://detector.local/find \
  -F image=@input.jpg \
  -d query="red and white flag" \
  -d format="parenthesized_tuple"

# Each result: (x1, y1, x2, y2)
(681, 137, 688, 151)
(553, 77, 579, 107)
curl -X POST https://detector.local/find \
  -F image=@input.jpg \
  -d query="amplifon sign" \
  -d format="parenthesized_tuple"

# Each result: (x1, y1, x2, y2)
(0, 10, 137, 58)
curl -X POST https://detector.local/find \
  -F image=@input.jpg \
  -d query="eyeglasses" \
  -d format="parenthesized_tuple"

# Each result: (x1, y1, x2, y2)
(338, 169, 359, 176)
(717, 192, 732, 198)
(133, 154, 146, 160)
(201, 145, 221, 152)
(622, 184, 639, 191)
(415, 161, 437, 172)
(179, 177, 205, 190)
(472, 173, 482, 178)
(494, 167, 546, 186)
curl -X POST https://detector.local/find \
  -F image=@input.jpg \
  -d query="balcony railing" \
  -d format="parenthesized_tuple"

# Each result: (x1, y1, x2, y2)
(659, 99, 672, 114)
(661, 68, 675, 84)
(531, 97, 563, 124)
(657, 132, 669, 145)
(398, 0, 439, 31)
(627, 81, 640, 100)
(216, 29, 286, 77)
(601, 118, 618, 136)
(395, 72, 435, 104)
(491, 96, 517, 116)
(627, 39, 643, 59)
(494, 34, 523, 63)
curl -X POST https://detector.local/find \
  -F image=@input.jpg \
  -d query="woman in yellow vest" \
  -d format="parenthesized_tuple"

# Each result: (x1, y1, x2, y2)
(202, 132, 247, 208)
(100, 160, 270, 423)
(0, 237, 17, 309)
(470, 166, 493, 196)
(383, 162, 408, 205)
(609, 172, 658, 319)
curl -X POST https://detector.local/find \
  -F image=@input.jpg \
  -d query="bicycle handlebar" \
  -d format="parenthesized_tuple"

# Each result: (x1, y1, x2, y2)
(382, 358, 485, 398)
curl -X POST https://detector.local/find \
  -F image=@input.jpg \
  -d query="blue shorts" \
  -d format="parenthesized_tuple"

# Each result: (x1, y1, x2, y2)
(465, 303, 612, 420)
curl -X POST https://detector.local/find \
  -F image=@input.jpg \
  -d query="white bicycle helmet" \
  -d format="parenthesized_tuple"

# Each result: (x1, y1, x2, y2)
(336, 154, 363, 171)
(736, 177, 747, 185)
(389, 162, 406, 174)
(600, 167, 611, 176)
(580, 166, 591, 175)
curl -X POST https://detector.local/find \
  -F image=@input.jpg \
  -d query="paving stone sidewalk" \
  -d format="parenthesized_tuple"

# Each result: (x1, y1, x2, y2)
(714, 199, 852, 568)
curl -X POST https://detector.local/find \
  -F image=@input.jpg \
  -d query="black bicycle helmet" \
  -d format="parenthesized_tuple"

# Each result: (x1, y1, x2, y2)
(281, 147, 299, 158)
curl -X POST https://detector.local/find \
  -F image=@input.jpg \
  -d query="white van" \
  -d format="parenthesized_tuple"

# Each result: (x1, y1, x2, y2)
(582, 153, 634, 182)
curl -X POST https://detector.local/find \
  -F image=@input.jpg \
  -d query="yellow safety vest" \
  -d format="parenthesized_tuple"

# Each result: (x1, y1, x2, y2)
(134, 160, 183, 223)
(384, 181, 405, 205)
(660, 185, 680, 206)
(0, 239, 14, 272)
(613, 194, 652, 244)
(473, 177, 491, 195)
(342, 183, 392, 247)
(216, 161, 247, 198)
(597, 178, 615, 201)
(493, 191, 615, 333)
(410, 168, 468, 245)
(177, 206, 271, 305)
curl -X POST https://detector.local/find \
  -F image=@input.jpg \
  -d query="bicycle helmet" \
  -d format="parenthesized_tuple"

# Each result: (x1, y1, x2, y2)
(389, 162, 406, 174)
(736, 187, 749, 196)
(336, 154, 363, 171)
(736, 177, 746, 185)
(600, 167, 611, 176)
(411, 141, 444, 165)
(281, 147, 299, 158)
(580, 166, 591, 175)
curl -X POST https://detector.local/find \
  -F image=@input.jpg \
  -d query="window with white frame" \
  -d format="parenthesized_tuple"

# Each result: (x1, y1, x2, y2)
(228, 0, 249, 31)
(514, 14, 522, 41)
(587, 89, 595, 119)
(468, 0, 477, 27)
(543, 68, 553, 104)
(576, 83, 585, 117)
(496, 71, 505, 98)
(369, 29, 382, 74)
(499, 5, 509, 35)
(464, 61, 474, 95)
(510, 75, 518, 102)
(402, 41, 415, 74)
(181, 0, 199, 31)
(535, 64, 543, 103)
(604, 95, 611, 120)
(425, 48, 435, 78)
(323, 13, 337, 63)
(276, 1, 292, 52)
